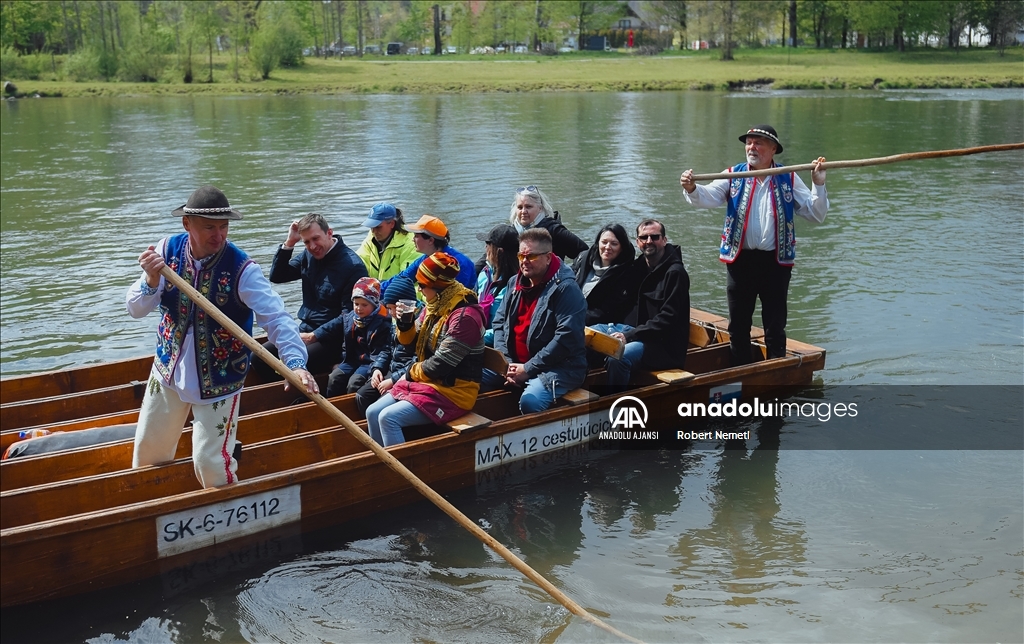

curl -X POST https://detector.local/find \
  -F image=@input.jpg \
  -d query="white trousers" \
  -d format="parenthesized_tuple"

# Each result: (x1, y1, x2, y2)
(132, 367, 241, 488)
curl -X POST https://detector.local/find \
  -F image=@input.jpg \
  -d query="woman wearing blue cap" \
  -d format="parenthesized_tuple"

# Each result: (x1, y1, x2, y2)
(355, 202, 421, 283)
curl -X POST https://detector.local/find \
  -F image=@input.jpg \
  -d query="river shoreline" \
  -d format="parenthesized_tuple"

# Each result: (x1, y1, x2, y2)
(5, 49, 1022, 98)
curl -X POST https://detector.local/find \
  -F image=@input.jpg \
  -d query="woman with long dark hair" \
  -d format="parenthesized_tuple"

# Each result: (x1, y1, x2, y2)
(572, 223, 639, 326)
(475, 224, 519, 346)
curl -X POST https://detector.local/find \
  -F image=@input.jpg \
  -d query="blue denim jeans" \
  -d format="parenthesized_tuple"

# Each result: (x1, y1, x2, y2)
(591, 323, 643, 387)
(365, 392, 431, 447)
(481, 368, 575, 414)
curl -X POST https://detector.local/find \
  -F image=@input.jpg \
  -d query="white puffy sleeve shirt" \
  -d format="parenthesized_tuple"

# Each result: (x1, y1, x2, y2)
(684, 171, 829, 251)
(126, 237, 307, 405)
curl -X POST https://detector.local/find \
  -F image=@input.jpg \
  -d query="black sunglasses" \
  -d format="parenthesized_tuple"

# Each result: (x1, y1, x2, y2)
(636, 234, 663, 242)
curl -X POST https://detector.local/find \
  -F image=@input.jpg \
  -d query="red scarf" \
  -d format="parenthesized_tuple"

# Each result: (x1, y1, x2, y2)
(510, 256, 560, 363)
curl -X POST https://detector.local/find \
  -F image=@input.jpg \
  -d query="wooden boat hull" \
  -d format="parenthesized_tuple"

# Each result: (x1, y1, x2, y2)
(0, 309, 815, 606)
(1, 337, 823, 607)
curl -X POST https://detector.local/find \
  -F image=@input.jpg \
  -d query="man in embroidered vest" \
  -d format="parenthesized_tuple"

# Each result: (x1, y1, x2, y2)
(680, 125, 829, 365)
(127, 185, 317, 488)
(258, 212, 367, 376)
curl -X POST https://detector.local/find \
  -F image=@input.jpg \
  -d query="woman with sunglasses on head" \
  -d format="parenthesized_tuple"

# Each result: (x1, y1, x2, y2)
(365, 252, 486, 447)
(509, 185, 588, 261)
(572, 223, 641, 327)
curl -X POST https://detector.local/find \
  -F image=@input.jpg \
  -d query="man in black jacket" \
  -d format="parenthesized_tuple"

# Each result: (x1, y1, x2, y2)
(604, 219, 690, 386)
(261, 212, 368, 375)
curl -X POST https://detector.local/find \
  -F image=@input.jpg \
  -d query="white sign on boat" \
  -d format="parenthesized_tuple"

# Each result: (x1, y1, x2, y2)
(475, 413, 608, 472)
(156, 485, 302, 557)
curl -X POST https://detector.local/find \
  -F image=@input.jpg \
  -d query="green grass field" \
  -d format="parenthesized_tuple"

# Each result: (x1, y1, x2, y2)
(9, 47, 1023, 97)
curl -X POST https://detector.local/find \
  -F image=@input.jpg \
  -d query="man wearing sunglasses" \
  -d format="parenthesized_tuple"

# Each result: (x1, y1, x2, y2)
(601, 220, 691, 387)
(489, 228, 588, 414)
(680, 125, 828, 365)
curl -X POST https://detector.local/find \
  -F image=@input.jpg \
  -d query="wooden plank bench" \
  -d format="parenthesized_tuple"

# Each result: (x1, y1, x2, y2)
(651, 369, 696, 385)
(446, 412, 492, 435)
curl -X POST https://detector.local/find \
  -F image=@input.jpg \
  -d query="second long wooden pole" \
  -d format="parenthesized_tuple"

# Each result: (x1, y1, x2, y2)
(689, 142, 1024, 181)
(159, 265, 644, 644)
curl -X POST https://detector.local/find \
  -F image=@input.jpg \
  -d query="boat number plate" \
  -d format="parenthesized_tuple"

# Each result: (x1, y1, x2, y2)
(156, 485, 301, 558)
(474, 413, 603, 472)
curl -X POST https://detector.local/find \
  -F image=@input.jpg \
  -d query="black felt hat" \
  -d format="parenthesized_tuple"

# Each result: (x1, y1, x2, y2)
(171, 185, 243, 220)
(738, 125, 783, 154)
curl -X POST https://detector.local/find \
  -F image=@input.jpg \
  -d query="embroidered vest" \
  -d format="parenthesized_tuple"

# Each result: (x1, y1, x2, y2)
(155, 233, 255, 399)
(719, 162, 797, 265)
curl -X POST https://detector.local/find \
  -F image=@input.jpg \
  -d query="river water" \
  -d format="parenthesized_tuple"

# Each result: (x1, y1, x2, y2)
(1, 90, 1021, 642)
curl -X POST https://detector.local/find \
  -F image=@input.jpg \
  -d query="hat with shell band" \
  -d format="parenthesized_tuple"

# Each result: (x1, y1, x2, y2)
(415, 252, 461, 289)
(738, 125, 783, 154)
(351, 277, 382, 308)
(171, 185, 243, 220)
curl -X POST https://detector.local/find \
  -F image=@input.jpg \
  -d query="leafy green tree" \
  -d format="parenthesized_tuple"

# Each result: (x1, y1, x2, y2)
(450, 1, 474, 51)
(190, 1, 221, 82)
(249, 1, 306, 77)
(736, 0, 784, 47)
(563, 0, 623, 50)
(0, 0, 63, 54)
(846, 0, 898, 47)
(248, 19, 279, 78)
(980, 0, 1024, 53)
(224, 0, 253, 80)
(397, 0, 431, 47)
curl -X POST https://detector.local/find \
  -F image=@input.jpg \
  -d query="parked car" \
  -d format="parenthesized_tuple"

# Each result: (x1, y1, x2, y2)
(514, 45, 528, 54)
(421, 46, 434, 55)
(445, 45, 458, 55)
(342, 45, 356, 56)
(365, 44, 381, 55)
(406, 47, 418, 55)
(386, 42, 402, 56)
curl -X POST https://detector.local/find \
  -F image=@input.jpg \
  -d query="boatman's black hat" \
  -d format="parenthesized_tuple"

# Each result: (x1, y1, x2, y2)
(171, 185, 243, 220)
(739, 125, 783, 154)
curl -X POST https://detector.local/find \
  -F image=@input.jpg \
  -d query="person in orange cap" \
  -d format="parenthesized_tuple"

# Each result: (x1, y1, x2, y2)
(380, 214, 476, 297)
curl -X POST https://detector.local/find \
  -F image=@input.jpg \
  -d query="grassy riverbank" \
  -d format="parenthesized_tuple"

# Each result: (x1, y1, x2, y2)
(8, 47, 1023, 97)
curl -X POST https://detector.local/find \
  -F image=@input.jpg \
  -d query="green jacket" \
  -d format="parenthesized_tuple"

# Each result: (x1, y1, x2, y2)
(356, 230, 420, 283)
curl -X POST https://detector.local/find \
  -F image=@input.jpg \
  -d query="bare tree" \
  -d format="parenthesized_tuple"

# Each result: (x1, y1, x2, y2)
(433, 3, 442, 54)
(788, 0, 796, 46)
(719, 0, 736, 59)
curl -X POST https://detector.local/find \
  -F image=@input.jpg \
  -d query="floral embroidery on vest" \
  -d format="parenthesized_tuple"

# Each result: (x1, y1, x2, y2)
(719, 163, 796, 266)
(155, 234, 255, 399)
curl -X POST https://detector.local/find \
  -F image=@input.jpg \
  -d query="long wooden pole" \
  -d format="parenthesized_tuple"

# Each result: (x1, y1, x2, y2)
(159, 266, 644, 644)
(690, 142, 1024, 181)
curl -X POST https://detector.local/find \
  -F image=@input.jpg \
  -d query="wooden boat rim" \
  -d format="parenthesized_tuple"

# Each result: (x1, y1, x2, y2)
(0, 346, 825, 547)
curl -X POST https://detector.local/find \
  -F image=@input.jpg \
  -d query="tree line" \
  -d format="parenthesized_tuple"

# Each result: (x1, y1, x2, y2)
(1, 1, 1022, 83)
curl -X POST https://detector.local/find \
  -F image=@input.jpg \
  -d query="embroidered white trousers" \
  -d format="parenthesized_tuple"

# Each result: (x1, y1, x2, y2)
(132, 367, 241, 488)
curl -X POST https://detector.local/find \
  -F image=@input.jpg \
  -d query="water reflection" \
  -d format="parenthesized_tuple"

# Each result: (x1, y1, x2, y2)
(2, 91, 1022, 383)
(667, 420, 807, 616)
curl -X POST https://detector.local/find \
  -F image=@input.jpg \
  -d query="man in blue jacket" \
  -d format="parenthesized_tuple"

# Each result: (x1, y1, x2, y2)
(488, 228, 588, 414)
(380, 215, 476, 297)
(262, 212, 368, 375)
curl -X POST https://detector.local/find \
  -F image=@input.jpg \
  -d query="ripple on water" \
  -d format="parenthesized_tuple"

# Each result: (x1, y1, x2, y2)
(235, 537, 572, 643)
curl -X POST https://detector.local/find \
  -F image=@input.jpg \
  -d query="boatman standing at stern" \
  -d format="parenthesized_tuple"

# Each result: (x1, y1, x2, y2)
(127, 185, 317, 488)
(680, 125, 828, 365)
